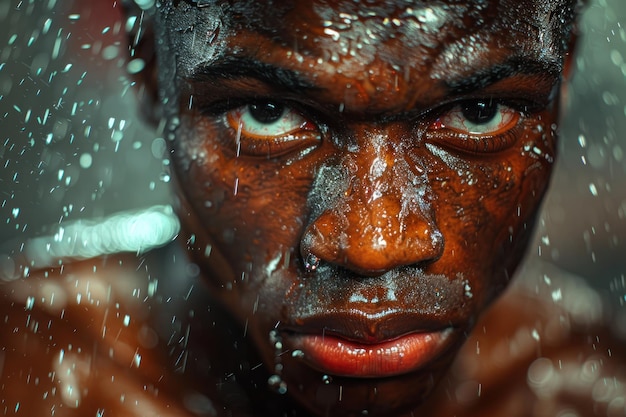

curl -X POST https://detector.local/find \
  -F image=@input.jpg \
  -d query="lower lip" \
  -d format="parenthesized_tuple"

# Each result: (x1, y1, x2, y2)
(291, 329, 453, 378)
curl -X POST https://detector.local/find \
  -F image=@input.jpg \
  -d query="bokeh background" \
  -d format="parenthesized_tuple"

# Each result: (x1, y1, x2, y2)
(0, 0, 625, 302)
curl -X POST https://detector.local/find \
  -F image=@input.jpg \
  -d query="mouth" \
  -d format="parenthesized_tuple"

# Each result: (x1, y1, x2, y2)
(276, 268, 469, 378)
(284, 327, 455, 378)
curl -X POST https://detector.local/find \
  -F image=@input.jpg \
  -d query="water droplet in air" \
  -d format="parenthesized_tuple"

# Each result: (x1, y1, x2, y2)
(268, 374, 288, 394)
(79, 153, 92, 169)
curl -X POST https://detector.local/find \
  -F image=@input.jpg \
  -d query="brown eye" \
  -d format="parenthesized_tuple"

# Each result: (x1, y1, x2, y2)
(225, 101, 321, 157)
(436, 100, 520, 136)
(227, 101, 306, 138)
(426, 100, 523, 154)
(248, 102, 286, 124)
(461, 100, 499, 125)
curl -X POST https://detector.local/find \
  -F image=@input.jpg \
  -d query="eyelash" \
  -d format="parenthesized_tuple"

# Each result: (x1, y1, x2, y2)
(203, 99, 323, 158)
(426, 125, 522, 154)
(198, 98, 538, 157)
(424, 100, 532, 155)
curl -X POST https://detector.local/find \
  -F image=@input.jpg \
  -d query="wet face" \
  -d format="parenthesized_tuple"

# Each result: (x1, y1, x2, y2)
(150, 0, 576, 414)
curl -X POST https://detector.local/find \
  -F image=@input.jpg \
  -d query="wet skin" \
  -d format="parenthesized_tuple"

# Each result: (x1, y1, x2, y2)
(146, 0, 577, 415)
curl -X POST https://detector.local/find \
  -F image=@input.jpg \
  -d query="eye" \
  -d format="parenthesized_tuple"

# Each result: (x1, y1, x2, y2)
(427, 100, 523, 154)
(225, 101, 321, 157)
(438, 100, 520, 135)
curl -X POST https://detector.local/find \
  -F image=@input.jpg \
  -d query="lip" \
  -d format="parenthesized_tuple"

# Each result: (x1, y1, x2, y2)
(287, 328, 454, 378)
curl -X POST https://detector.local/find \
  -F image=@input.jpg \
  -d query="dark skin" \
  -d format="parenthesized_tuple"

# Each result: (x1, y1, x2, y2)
(165, 0, 567, 414)
(2, 0, 625, 416)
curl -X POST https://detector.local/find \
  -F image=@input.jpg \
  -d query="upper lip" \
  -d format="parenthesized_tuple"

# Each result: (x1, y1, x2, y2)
(281, 308, 459, 343)
(281, 266, 469, 343)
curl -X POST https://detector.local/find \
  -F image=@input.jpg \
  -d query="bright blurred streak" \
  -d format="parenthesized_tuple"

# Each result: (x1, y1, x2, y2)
(17, 205, 180, 271)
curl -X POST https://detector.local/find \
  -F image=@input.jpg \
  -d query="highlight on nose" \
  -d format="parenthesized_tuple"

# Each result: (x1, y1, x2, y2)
(300, 194, 444, 276)
(300, 131, 445, 276)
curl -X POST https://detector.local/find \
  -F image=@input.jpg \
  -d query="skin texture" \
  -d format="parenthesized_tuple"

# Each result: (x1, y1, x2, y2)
(2, 252, 625, 417)
(7, 1, 626, 417)
(150, 0, 576, 414)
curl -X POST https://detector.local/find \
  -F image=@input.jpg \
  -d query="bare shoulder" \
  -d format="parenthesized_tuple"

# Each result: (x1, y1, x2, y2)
(0, 254, 193, 416)
(428, 262, 626, 417)
(3, 254, 624, 417)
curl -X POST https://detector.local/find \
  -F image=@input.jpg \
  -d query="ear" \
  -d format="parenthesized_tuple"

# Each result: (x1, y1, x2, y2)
(120, 1, 161, 126)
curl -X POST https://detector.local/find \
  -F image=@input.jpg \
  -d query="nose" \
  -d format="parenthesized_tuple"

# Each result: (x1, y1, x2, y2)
(300, 132, 443, 276)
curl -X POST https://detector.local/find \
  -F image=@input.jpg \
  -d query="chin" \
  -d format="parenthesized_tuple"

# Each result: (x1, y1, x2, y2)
(242, 288, 471, 416)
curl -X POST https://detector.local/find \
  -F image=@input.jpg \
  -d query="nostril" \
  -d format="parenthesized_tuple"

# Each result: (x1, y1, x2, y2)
(299, 210, 342, 269)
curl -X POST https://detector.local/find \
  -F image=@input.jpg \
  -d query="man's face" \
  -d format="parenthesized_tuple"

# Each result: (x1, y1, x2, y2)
(152, 0, 574, 414)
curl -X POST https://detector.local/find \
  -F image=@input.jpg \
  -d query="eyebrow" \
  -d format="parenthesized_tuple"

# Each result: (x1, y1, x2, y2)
(445, 57, 562, 95)
(187, 56, 316, 92)
(187, 54, 561, 104)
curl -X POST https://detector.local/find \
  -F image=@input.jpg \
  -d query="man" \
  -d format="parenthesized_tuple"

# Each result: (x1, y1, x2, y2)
(1, 0, 624, 416)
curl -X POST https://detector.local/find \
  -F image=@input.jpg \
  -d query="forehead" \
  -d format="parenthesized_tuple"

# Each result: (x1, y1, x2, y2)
(155, 0, 576, 107)
(160, 1, 573, 65)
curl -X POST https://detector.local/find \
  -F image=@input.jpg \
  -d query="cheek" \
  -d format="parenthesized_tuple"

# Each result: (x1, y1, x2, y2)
(173, 119, 317, 280)
(423, 122, 556, 296)
(487, 125, 557, 255)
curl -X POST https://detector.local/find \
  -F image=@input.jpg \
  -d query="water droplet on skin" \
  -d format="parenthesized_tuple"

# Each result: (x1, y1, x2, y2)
(304, 253, 320, 272)
(464, 282, 473, 299)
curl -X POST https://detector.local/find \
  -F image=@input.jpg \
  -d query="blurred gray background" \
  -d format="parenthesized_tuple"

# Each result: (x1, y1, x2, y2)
(0, 0, 624, 299)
